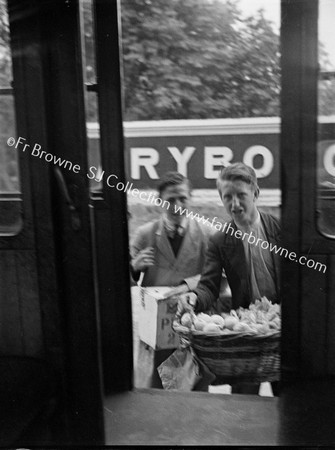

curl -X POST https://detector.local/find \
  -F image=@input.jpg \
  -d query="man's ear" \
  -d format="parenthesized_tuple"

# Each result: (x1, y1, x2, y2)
(254, 187, 260, 199)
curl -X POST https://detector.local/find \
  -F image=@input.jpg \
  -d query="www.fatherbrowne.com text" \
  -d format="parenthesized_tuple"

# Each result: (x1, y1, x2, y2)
(173, 204, 327, 273)
(7, 136, 327, 273)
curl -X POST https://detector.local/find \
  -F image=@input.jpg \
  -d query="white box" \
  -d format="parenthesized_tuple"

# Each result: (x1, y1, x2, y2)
(138, 286, 179, 350)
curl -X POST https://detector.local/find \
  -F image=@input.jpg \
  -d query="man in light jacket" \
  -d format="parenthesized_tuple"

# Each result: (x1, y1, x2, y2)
(130, 171, 214, 388)
(131, 171, 212, 293)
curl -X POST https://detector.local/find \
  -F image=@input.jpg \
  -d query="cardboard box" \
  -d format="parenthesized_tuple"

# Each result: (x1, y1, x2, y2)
(138, 286, 179, 350)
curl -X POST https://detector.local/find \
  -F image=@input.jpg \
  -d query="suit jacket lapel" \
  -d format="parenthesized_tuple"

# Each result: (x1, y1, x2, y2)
(155, 218, 199, 266)
(155, 218, 176, 264)
(176, 220, 198, 262)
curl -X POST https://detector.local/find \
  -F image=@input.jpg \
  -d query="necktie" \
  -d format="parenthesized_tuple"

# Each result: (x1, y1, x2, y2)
(168, 225, 183, 256)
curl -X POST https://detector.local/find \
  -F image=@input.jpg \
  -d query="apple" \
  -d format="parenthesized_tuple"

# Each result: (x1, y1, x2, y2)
(197, 313, 212, 323)
(193, 318, 206, 331)
(224, 316, 239, 330)
(203, 323, 221, 333)
(233, 322, 253, 333)
(210, 314, 225, 328)
(181, 312, 193, 328)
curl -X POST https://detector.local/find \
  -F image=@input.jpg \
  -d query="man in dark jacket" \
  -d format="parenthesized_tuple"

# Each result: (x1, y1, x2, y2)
(179, 162, 280, 312)
(193, 208, 280, 313)
(178, 162, 281, 394)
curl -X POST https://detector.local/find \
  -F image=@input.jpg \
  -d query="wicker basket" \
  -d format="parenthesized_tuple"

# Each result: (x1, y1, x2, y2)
(173, 319, 280, 384)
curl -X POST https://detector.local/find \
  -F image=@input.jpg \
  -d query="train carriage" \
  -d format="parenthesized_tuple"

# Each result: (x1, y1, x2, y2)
(0, 0, 335, 446)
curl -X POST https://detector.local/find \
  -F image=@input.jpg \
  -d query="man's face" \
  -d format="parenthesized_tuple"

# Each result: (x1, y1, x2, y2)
(219, 179, 258, 226)
(161, 182, 191, 224)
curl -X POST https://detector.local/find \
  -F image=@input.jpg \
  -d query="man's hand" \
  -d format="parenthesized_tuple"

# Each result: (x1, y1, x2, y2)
(176, 292, 198, 316)
(165, 282, 189, 299)
(131, 247, 155, 272)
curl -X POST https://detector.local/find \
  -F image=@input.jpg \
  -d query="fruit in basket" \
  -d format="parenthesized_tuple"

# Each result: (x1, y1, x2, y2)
(256, 311, 267, 323)
(269, 317, 281, 330)
(176, 299, 281, 384)
(230, 309, 239, 319)
(233, 322, 253, 333)
(210, 314, 225, 328)
(248, 311, 257, 324)
(193, 318, 206, 331)
(181, 312, 193, 328)
(203, 323, 222, 333)
(186, 297, 280, 336)
(224, 316, 239, 330)
(197, 313, 212, 322)
(267, 311, 278, 322)
(249, 323, 265, 332)
(257, 323, 270, 334)
(221, 328, 232, 335)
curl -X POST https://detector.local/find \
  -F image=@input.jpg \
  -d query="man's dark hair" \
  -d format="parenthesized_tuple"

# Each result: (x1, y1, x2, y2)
(157, 171, 191, 197)
(217, 162, 259, 195)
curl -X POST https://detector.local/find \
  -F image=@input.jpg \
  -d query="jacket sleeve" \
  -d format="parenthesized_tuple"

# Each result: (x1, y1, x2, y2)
(129, 227, 149, 282)
(183, 274, 201, 291)
(130, 229, 146, 258)
(193, 235, 223, 312)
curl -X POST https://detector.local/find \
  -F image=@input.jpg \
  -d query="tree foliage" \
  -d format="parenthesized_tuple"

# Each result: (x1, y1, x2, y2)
(0, 0, 11, 85)
(1, 0, 335, 125)
(120, 0, 281, 120)
(0, 1, 17, 191)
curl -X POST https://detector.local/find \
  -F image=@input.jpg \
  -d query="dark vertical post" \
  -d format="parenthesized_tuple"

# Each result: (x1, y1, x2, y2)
(92, 0, 133, 393)
(37, 0, 105, 443)
(280, 0, 319, 382)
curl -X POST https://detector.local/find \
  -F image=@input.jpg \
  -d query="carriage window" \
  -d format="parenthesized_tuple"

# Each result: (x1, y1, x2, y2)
(317, 0, 335, 237)
(81, 0, 102, 194)
(0, 1, 22, 235)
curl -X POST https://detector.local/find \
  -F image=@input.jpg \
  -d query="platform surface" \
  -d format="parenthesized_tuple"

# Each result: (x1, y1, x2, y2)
(104, 380, 335, 446)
